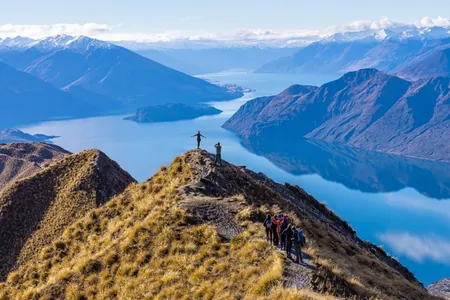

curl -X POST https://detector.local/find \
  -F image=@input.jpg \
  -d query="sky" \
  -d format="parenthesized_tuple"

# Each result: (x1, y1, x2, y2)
(1, 0, 450, 44)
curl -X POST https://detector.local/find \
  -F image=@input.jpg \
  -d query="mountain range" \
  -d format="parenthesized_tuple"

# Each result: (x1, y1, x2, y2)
(256, 28, 450, 79)
(224, 68, 450, 162)
(0, 146, 436, 299)
(0, 35, 241, 127)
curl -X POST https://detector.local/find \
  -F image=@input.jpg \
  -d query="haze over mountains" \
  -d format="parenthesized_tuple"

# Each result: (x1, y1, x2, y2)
(224, 68, 450, 162)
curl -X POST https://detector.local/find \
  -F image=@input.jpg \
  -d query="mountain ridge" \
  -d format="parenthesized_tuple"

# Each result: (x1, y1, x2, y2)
(224, 69, 450, 162)
(0, 147, 135, 280)
(0, 149, 436, 299)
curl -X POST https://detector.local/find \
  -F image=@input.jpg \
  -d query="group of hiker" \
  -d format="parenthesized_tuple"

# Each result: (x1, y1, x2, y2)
(264, 213, 306, 264)
(192, 131, 222, 166)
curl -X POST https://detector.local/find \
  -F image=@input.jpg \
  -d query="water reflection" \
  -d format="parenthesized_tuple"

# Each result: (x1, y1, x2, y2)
(242, 138, 450, 200)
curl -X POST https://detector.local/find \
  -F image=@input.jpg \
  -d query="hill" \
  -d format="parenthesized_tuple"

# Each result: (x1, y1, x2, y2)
(0, 61, 99, 127)
(0, 142, 69, 192)
(0, 129, 58, 144)
(0, 150, 436, 299)
(224, 69, 450, 162)
(0, 148, 135, 280)
(124, 103, 222, 123)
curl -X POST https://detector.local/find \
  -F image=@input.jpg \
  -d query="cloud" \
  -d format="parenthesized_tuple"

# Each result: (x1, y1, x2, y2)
(378, 232, 450, 265)
(0, 23, 113, 39)
(1, 16, 450, 47)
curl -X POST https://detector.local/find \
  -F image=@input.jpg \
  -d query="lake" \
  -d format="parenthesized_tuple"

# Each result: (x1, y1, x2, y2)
(21, 72, 450, 286)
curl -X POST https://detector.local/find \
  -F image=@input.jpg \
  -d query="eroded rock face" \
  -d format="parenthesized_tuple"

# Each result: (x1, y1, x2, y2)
(428, 278, 450, 299)
(224, 69, 450, 162)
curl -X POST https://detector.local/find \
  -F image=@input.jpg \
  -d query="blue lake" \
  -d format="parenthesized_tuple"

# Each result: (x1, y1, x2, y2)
(21, 72, 450, 286)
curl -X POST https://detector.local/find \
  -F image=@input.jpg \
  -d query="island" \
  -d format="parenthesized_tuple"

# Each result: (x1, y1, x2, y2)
(124, 103, 222, 123)
(0, 128, 58, 144)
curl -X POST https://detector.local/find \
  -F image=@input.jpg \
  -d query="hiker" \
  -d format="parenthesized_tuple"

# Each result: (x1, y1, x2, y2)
(263, 215, 273, 243)
(283, 224, 294, 259)
(271, 218, 278, 246)
(292, 226, 306, 264)
(280, 216, 290, 250)
(214, 142, 222, 166)
(272, 214, 283, 248)
(192, 131, 206, 149)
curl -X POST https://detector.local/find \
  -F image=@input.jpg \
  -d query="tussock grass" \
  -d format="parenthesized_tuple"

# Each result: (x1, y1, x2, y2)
(0, 155, 312, 299)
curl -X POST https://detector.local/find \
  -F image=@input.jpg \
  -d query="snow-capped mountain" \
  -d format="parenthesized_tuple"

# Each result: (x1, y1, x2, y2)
(29, 35, 114, 52)
(0, 36, 36, 48)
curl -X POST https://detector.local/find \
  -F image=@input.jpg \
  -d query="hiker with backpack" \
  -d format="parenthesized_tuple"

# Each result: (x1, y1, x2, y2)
(292, 226, 306, 264)
(263, 215, 273, 243)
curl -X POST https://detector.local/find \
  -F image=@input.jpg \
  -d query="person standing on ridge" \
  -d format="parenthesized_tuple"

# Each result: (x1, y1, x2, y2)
(214, 142, 222, 166)
(192, 131, 206, 149)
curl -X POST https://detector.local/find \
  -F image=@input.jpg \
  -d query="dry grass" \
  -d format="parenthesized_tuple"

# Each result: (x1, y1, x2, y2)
(0, 149, 135, 281)
(0, 155, 324, 299)
(0, 150, 438, 300)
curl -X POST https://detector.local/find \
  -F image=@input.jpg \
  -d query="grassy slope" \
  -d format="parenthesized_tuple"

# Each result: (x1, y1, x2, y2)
(0, 150, 439, 299)
(0, 142, 70, 192)
(0, 149, 135, 281)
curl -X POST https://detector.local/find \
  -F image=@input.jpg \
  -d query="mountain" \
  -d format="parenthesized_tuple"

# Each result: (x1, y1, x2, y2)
(398, 47, 450, 79)
(241, 138, 450, 200)
(256, 40, 377, 74)
(0, 150, 435, 299)
(0, 147, 135, 280)
(255, 32, 450, 79)
(224, 69, 450, 162)
(125, 103, 222, 123)
(0, 128, 58, 143)
(0, 35, 242, 112)
(428, 278, 450, 299)
(0, 142, 69, 192)
(0, 61, 100, 127)
(136, 47, 301, 75)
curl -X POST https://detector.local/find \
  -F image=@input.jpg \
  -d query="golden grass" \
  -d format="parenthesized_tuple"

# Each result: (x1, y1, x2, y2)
(0, 155, 314, 299)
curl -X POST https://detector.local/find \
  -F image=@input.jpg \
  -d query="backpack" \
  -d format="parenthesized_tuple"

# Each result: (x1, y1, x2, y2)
(296, 231, 306, 246)
(264, 218, 272, 228)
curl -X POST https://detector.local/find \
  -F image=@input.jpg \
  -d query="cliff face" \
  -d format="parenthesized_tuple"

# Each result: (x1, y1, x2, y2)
(0, 142, 70, 192)
(0, 150, 437, 299)
(0, 148, 135, 280)
(224, 69, 450, 162)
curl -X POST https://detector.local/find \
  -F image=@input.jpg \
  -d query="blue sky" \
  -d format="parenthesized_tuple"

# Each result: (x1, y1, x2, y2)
(1, 0, 450, 42)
